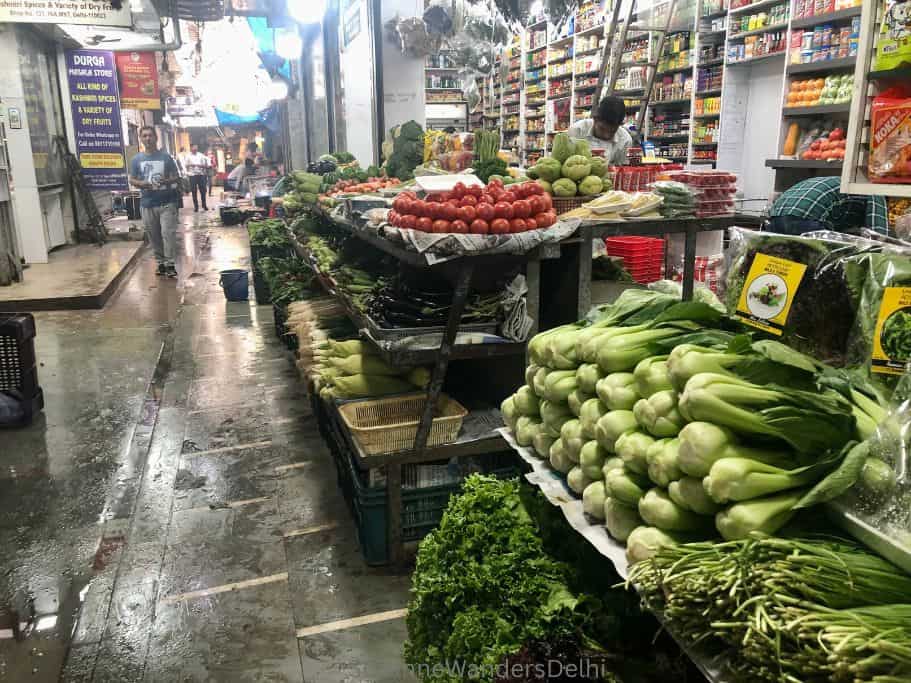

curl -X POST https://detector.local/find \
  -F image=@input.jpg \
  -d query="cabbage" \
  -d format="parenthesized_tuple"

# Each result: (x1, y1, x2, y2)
(603, 456, 625, 479)
(579, 398, 609, 440)
(544, 370, 578, 403)
(596, 373, 640, 410)
(551, 134, 575, 163)
(533, 367, 550, 397)
(576, 363, 604, 395)
(605, 498, 642, 542)
(574, 139, 592, 158)
(561, 419, 586, 463)
(525, 363, 541, 387)
(515, 416, 542, 447)
(583, 481, 607, 520)
(567, 466, 595, 495)
(579, 440, 607, 480)
(501, 395, 519, 431)
(533, 431, 556, 459)
(552, 178, 577, 197)
(567, 389, 593, 417)
(578, 175, 603, 196)
(540, 399, 574, 437)
(562, 155, 592, 181)
(615, 430, 655, 476)
(549, 438, 574, 473)
(514, 385, 540, 417)
(595, 410, 639, 453)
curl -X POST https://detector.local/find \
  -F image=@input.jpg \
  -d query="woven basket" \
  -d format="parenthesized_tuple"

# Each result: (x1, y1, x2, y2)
(553, 196, 589, 216)
(338, 392, 468, 456)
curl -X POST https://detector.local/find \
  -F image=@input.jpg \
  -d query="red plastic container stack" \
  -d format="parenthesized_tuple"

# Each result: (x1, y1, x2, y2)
(660, 170, 737, 218)
(605, 236, 666, 284)
(610, 164, 684, 192)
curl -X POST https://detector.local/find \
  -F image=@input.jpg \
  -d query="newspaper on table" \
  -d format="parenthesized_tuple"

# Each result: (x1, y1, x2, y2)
(497, 427, 630, 579)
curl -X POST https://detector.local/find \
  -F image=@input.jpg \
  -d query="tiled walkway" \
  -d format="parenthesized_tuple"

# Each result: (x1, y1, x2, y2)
(0, 210, 417, 681)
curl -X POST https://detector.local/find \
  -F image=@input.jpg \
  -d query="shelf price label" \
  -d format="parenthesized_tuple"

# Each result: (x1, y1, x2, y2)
(871, 287, 911, 375)
(735, 253, 807, 335)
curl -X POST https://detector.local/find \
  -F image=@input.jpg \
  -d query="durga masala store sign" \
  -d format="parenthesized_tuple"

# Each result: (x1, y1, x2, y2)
(0, 0, 132, 26)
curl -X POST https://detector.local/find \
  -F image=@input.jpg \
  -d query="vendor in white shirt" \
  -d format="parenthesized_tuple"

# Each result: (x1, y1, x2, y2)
(566, 96, 632, 166)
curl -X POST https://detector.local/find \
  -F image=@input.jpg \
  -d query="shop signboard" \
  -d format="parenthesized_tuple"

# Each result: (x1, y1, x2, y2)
(64, 49, 128, 190)
(0, 0, 132, 26)
(115, 52, 160, 110)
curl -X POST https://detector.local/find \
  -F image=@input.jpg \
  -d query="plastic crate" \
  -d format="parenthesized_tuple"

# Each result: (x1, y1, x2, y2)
(552, 196, 589, 216)
(605, 236, 666, 284)
(337, 393, 467, 456)
(0, 313, 43, 426)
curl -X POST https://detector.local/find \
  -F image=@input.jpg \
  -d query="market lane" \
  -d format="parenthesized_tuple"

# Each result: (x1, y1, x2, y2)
(1, 209, 416, 682)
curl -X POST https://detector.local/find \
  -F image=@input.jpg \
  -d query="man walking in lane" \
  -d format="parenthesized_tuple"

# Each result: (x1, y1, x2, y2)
(129, 126, 181, 278)
(185, 143, 210, 212)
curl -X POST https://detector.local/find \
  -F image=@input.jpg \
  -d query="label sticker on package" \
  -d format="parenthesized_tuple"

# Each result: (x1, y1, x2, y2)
(735, 253, 807, 335)
(871, 287, 911, 375)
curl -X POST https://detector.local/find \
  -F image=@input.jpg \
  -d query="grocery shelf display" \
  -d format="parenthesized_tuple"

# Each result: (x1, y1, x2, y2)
(841, 0, 911, 197)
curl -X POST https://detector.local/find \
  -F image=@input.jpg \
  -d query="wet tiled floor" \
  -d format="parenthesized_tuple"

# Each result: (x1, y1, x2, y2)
(0, 209, 416, 681)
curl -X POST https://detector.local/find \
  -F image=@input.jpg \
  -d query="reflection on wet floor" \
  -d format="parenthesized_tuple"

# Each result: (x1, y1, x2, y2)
(0, 210, 416, 682)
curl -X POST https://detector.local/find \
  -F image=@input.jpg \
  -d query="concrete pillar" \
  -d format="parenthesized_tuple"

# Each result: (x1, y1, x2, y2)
(380, 0, 426, 131)
(0, 25, 50, 264)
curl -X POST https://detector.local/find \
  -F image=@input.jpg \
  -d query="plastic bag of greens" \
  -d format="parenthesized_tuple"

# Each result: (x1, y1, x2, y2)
(828, 389, 911, 573)
(722, 228, 867, 365)
(845, 249, 911, 382)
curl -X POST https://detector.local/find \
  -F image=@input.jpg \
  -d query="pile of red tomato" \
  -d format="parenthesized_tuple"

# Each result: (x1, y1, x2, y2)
(387, 179, 557, 234)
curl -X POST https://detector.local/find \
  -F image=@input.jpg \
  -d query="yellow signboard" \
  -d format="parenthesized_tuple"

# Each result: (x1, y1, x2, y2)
(735, 253, 807, 336)
(871, 286, 911, 375)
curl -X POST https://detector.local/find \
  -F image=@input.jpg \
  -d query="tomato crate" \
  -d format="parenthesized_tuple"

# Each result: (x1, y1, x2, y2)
(605, 236, 666, 284)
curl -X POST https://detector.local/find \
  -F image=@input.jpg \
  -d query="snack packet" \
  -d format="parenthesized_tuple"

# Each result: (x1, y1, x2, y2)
(869, 86, 911, 184)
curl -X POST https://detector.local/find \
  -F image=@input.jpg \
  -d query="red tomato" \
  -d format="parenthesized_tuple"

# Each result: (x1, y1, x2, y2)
(470, 219, 489, 234)
(534, 212, 554, 228)
(401, 190, 418, 200)
(442, 203, 460, 222)
(447, 198, 461, 209)
(539, 193, 553, 210)
(480, 193, 495, 205)
(490, 218, 510, 234)
(392, 197, 408, 213)
(401, 198, 416, 215)
(524, 182, 544, 196)
(400, 214, 417, 230)
(512, 199, 532, 219)
(510, 184, 527, 199)
(450, 219, 469, 234)
(489, 189, 505, 203)
(500, 191, 517, 204)
(494, 202, 514, 220)
(510, 218, 527, 233)
(487, 178, 504, 189)
(428, 203, 445, 220)
(460, 195, 478, 207)
(388, 210, 399, 226)
(477, 203, 496, 222)
(426, 192, 444, 204)
(451, 182, 467, 199)
(458, 205, 477, 223)
(525, 217, 537, 230)
(432, 219, 451, 233)
(468, 185, 484, 198)
(411, 201, 426, 217)
(416, 216, 433, 231)
(528, 196, 545, 214)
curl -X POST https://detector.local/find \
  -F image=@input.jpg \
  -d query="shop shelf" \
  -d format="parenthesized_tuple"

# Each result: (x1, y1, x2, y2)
(869, 66, 911, 81)
(691, 159, 718, 164)
(575, 47, 603, 57)
(574, 23, 605, 37)
(701, 9, 728, 20)
(699, 57, 725, 67)
(693, 112, 720, 118)
(613, 87, 645, 96)
(765, 158, 843, 169)
(548, 72, 573, 80)
(696, 88, 722, 97)
(787, 57, 856, 75)
(782, 103, 850, 116)
(790, 5, 863, 30)
(656, 63, 695, 76)
(699, 28, 728, 38)
(426, 87, 463, 91)
(527, 44, 547, 53)
(649, 133, 690, 141)
(727, 50, 786, 66)
(549, 34, 574, 47)
(729, 0, 783, 14)
(651, 98, 692, 107)
(621, 60, 656, 69)
(575, 84, 599, 92)
(729, 22, 789, 41)
(693, 141, 718, 146)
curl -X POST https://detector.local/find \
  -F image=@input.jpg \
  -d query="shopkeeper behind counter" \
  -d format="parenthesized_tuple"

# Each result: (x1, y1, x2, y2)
(567, 96, 632, 165)
(768, 176, 889, 236)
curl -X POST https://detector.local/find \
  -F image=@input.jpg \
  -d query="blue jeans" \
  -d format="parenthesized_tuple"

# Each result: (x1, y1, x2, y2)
(767, 216, 827, 235)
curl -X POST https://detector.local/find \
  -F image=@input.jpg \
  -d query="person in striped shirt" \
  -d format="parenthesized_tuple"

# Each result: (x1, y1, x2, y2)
(768, 176, 889, 236)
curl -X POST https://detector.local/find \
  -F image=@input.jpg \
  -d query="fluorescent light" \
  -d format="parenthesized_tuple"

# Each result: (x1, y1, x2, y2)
(275, 29, 303, 60)
(288, 0, 326, 25)
(35, 615, 58, 632)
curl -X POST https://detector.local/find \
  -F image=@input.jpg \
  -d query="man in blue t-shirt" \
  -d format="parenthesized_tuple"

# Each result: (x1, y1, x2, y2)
(129, 126, 181, 277)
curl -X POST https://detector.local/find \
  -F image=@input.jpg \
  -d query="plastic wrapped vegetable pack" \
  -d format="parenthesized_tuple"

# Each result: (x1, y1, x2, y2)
(846, 248, 911, 384)
(723, 229, 866, 365)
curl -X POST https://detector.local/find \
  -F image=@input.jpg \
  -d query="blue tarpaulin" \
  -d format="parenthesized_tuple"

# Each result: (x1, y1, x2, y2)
(214, 103, 281, 131)
(246, 17, 292, 80)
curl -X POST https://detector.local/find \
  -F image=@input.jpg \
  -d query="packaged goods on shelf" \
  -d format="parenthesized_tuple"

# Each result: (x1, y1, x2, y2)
(869, 87, 911, 184)
(652, 75, 693, 102)
(732, 2, 789, 34)
(694, 96, 721, 116)
(696, 64, 723, 91)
